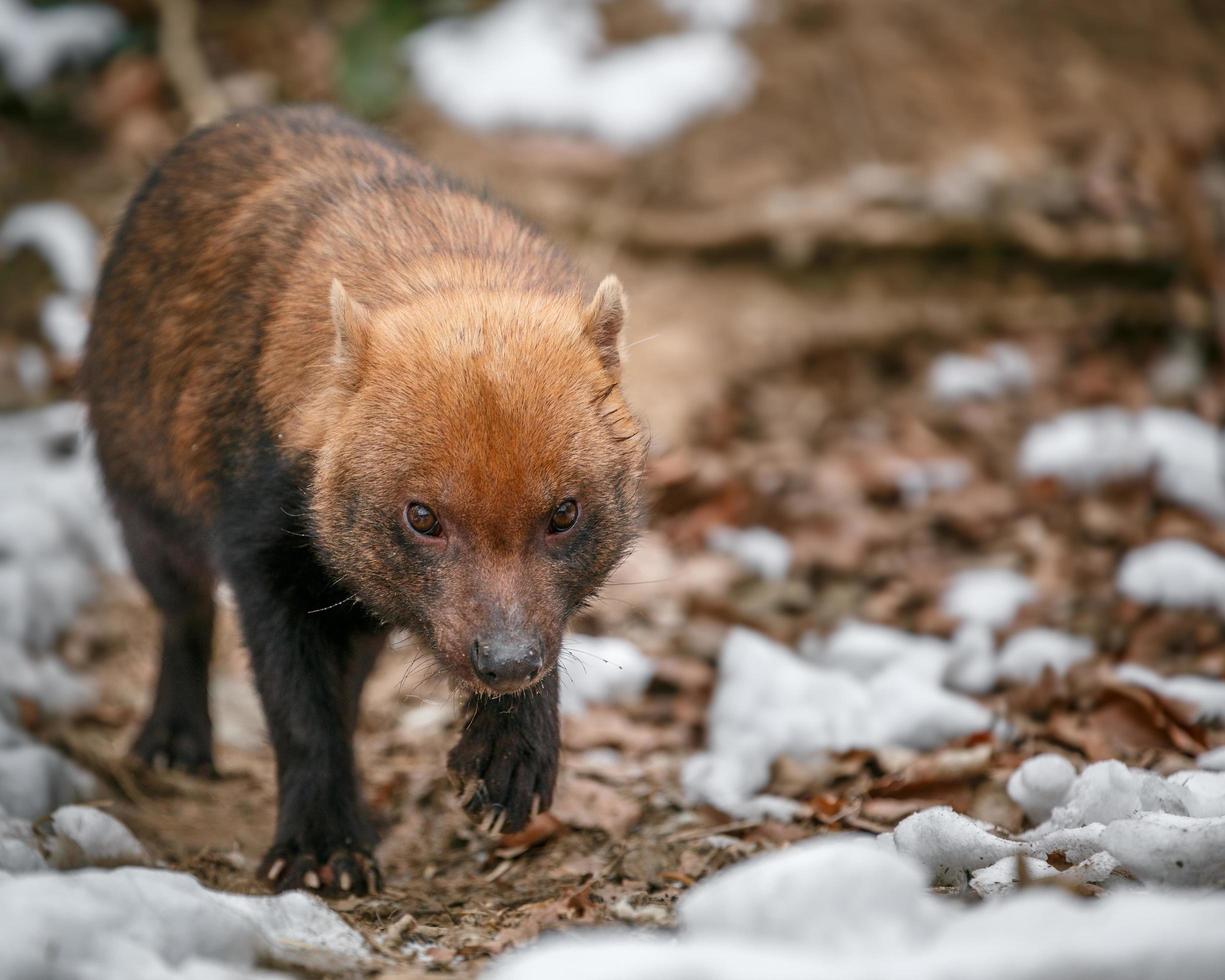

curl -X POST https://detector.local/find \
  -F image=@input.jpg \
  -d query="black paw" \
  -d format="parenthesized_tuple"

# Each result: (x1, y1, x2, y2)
(447, 683, 559, 835)
(259, 840, 381, 896)
(131, 714, 215, 776)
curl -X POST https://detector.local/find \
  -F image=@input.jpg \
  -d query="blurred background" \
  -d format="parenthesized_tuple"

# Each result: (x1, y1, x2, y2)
(6, 0, 1225, 437)
(8, 0, 1225, 974)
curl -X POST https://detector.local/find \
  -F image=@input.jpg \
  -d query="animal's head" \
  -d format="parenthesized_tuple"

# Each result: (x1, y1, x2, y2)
(310, 276, 646, 694)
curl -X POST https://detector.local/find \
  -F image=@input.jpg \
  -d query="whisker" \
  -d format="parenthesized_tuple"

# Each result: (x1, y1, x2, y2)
(305, 594, 358, 615)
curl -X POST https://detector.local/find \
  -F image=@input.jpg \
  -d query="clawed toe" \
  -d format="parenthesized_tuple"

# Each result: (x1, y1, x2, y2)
(260, 844, 381, 896)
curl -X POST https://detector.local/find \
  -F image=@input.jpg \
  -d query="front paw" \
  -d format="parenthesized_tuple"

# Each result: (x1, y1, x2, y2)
(447, 691, 559, 834)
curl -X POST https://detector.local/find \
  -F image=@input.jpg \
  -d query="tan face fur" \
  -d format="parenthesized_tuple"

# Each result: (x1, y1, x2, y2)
(304, 278, 645, 693)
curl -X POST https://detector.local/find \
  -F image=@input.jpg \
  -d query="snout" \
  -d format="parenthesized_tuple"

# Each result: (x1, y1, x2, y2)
(469, 635, 544, 693)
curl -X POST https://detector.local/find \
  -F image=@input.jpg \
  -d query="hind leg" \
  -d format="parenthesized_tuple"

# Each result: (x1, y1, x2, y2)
(117, 503, 216, 775)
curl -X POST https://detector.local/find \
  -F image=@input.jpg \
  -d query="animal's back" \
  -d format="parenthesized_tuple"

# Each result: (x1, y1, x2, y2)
(83, 105, 580, 526)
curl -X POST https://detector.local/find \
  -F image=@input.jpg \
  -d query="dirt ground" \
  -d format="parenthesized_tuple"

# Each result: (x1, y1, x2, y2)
(10, 1, 1225, 976)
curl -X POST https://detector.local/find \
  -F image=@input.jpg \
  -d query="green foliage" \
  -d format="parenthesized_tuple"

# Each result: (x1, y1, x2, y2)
(338, 0, 450, 119)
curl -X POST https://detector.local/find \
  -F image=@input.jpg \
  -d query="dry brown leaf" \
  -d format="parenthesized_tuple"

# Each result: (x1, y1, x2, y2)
(496, 813, 566, 856)
(550, 775, 643, 837)
(562, 706, 688, 753)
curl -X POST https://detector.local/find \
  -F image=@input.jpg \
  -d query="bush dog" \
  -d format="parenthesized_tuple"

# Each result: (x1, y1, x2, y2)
(82, 106, 645, 895)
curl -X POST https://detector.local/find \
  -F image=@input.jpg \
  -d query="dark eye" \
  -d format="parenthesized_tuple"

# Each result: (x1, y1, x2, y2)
(549, 499, 579, 534)
(405, 502, 441, 537)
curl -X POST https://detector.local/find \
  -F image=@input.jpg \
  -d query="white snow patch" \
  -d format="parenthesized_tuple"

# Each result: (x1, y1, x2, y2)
(1018, 407, 1148, 487)
(893, 806, 1025, 885)
(40, 293, 91, 359)
(969, 854, 1057, 897)
(1006, 753, 1077, 824)
(1116, 663, 1225, 723)
(1018, 407, 1225, 519)
(678, 835, 947, 951)
(1042, 760, 1187, 831)
(0, 866, 368, 978)
(15, 344, 50, 395)
(1101, 813, 1225, 887)
(945, 622, 997, 694)
(0, 201, 98, 294)
(682, 628, 991, 818)
(402, 0, 755, 151)
(47, 805, 147, 868)
(487, 834, 1225, 980)
(996, 628, 1092, 684)
(1139, 408, 1225, 520)
(660, 0, 757, 30)
(811, 619, 953, 683)
(941, 568, 1036, 629)
(928, 344, 1033, 404)
(560, 634, 654, 715)
(1167, 770, 1225, 818)
(0, 744, 96, 820)
(0, 405, 125, 824)
(2, 202, 100, 359)
(705, 525, 791, 580)
(0, 0, 123, 92)
(1196, 746, 1225, 771)
(1116, 539, 1225, 614)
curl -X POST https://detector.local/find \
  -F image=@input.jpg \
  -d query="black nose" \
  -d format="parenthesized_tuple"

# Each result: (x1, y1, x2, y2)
(470, 636, 543, 691)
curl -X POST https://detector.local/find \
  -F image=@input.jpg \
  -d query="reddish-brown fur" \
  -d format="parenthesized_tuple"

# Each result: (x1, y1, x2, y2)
(82, 105, 645, 894)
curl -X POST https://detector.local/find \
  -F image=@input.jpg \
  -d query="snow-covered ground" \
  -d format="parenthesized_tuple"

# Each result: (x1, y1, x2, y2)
(0, 863, 371, 978)
(0, 406, 374, 978)
(489, 833, 1225, 980)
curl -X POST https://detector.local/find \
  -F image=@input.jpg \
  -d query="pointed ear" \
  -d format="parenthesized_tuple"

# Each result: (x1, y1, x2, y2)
(330, 278, 372, 369)
(583, 274, 628, 378)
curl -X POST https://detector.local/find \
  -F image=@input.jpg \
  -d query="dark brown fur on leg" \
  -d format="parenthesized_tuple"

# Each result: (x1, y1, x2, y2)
(116, 502, 216, 776)
(448, 671, 560, 834)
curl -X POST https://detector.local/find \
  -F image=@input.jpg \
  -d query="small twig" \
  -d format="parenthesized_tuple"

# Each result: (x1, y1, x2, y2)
(154, 0, 229, 127)
(664, 817, 762, 844)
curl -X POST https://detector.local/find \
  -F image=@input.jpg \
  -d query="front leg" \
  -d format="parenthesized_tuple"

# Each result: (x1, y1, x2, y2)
(226, 548, 385, 896)
(448, 671, 560, 834)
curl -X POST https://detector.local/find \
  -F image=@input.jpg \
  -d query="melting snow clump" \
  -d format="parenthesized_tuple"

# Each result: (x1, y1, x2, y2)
(402, 0, 755, 150)
(928, 344, 1033, 404)
(683, 628, 991, 818)
(0, 865, 369, 978)
(1115, 664, 1225, 723)
(1116, 539, 1225, 615)
(0, 201, 98, 295)
(660, 0, 757, 30)
(1, 201, 100, 359)
(678, 835, 947, 951)
(45, 805, 147, 868)
(893, 806, 1026, 885)
(995, 628, 1092, 683)
(941, 568, 1036, 630)
(1019, 407, 1225, 519)
(0, 0, 123, 92)
(559, 634, 654, 715)
(705, 524, 791, 580)
(1006, 753, 1077, 824)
